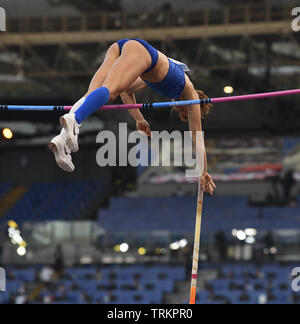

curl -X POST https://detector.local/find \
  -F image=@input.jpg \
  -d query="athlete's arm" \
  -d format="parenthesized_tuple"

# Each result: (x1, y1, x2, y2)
(125, 77, 148, 94)
(187, 106, 215, 195)
(120, 79, 151, 137)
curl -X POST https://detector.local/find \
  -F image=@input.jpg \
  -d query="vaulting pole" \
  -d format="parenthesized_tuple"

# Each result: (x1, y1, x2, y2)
(189, 183, 204, 305)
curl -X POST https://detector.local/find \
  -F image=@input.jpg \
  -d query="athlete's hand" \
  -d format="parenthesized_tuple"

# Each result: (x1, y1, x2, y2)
(200, 172, 216, 196)
(137, 119, 152, 137)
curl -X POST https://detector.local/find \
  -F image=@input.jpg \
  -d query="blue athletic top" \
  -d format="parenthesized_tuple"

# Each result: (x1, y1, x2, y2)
(145, 59, 186, 100)
(117, 39, 186, 100)
(117, 39, 159, 73)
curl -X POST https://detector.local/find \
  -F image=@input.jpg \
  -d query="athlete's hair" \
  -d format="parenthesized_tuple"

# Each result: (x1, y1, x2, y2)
(173, 90, 212, 122)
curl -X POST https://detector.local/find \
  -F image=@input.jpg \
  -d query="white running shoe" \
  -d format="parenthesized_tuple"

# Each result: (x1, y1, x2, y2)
(49, 135, 75, 173)
(59, 113, 81, 153)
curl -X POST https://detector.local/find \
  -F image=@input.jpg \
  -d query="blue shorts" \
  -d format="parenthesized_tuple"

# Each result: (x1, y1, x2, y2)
(117, 39, 186, 100)
(117, 39, 158, 73)
(145, 59, 186, 100)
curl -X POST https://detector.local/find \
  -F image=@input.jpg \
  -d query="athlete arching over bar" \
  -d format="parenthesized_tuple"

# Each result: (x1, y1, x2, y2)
(49, 39, 216, 195)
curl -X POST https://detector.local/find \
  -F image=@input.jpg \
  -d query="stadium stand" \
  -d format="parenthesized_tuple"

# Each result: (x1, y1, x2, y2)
(98, 196, 300, 232)
(196, 263, 300, 305)
(0, 265, 185, 304)
(2, 263, 299, 304)
(0, 181, 106, 223)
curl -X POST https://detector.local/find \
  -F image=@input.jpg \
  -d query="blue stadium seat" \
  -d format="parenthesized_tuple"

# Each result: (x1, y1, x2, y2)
(23, 264, 185, 305)
(203, 264, 299, 305)
(1, 181, 106, 223)
(98, 195, 300, 232)
(12, 269, 36, 282)
(6, 280, 22, 293)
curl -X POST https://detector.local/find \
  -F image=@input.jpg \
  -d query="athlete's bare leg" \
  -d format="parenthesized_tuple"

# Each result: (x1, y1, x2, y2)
(60, 40, 152, 152)
(102, 40, 152, 101)
(85, 43, 120, 96)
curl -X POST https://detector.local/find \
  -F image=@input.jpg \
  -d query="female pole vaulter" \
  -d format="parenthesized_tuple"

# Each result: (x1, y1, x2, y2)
(49, 39, 216, 195)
